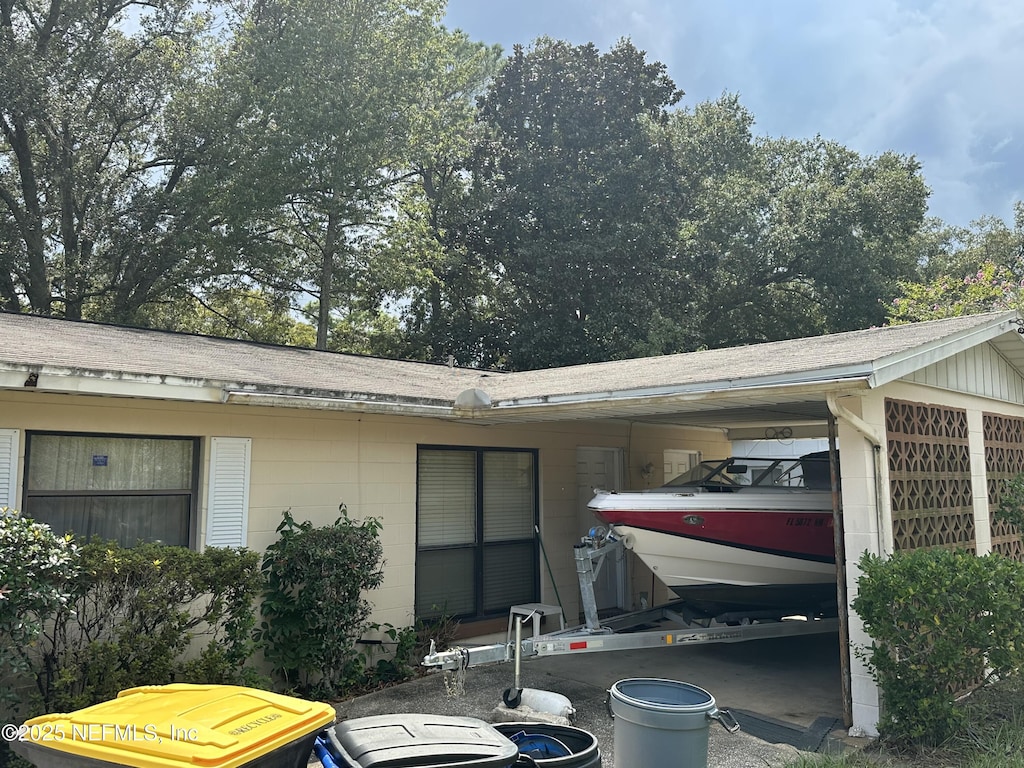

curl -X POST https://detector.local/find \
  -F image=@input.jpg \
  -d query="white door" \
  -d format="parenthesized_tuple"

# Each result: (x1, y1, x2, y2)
(663, 449, 701, 483)
(576, 447, 627, 611)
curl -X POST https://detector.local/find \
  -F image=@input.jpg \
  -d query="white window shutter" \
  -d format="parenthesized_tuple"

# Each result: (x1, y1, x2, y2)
(0, 429, 18, 510)
(206, 437, 251, 548)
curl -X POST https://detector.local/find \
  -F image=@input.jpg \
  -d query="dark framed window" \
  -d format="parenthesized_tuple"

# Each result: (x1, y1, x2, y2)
(24, 432, 200, 548)
(416, 446, 538, 620)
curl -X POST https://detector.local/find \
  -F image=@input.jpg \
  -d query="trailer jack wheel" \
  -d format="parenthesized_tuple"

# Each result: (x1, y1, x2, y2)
(502, 687, 522, 708)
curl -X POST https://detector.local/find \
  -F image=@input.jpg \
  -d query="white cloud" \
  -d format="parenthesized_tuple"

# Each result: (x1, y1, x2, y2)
(444, 0, 1024, 225)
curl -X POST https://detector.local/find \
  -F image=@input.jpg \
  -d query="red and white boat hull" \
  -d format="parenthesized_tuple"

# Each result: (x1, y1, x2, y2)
(587, 459, 840, 617)
(612, 522, 837, 615)
(617, 522, 836, 588)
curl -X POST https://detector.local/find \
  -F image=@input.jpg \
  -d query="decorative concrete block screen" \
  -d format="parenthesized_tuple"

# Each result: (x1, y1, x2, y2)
(885, 399, 975, 552)
(983, 413, 1024, 561)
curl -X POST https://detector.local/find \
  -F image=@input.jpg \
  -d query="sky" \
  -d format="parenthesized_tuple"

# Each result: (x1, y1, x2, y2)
(443, 0, 1023, 230)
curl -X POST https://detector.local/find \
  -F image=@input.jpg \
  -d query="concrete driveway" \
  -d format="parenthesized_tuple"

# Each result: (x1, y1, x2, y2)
(332, 631, 849, 767)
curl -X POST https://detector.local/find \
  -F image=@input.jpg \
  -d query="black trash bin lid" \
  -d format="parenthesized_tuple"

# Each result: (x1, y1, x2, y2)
(327, 714, 520, 768)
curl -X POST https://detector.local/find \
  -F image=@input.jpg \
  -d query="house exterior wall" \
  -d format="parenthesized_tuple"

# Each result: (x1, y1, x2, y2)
(840, 379, 1024, 737)
(0, 390, 727, 630)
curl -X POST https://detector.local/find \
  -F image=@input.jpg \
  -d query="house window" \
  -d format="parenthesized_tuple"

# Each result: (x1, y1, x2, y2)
(24, 432, 199, 548)
(416, 447, 538, 620)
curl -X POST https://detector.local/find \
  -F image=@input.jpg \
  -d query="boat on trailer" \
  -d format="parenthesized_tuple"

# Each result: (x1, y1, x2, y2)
(587, 452, 839, 620)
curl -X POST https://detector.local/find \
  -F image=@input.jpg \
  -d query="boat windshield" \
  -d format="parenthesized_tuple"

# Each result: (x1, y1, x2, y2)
(663, 453, 832, 491)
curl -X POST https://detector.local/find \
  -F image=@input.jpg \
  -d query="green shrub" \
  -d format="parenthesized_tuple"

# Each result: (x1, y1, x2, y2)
(0, 511, 78, 768)
(994, 472, 1024, 530)
(853, 548, 1024, 746)
(256, 506, 385, 697)
(28, 539, 265, 713)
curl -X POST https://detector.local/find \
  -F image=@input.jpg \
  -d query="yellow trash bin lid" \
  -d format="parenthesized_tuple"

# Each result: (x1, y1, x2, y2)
(9, 684, 336, 768)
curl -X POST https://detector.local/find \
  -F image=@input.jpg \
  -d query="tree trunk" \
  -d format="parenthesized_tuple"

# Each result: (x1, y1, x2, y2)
(316, 212, 339, 350)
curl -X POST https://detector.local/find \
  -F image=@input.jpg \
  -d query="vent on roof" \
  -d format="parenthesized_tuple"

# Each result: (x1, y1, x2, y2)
(455, 388, 492, 410)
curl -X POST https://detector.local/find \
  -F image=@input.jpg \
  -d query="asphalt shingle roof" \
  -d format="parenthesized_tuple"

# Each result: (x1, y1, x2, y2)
(0, 313, 494, 405)
(482, 312, 1016, 402)
(0, 311, 1016, 407)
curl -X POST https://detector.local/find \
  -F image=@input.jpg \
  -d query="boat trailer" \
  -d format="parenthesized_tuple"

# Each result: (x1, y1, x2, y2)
(422, 529, 839, 675)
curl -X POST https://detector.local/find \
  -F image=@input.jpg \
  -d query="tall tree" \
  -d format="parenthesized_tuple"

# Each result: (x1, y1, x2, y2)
(204, 0, 472, 350)
(669, 97, 929, 348)
(361, 35, 505, 366)
(888, 201, 1024, 322)
(464, 38, 685, 370)
(0, 0, 223, 318)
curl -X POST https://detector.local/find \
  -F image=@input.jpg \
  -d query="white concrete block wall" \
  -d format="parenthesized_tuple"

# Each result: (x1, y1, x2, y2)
(833, 393, 888, 737)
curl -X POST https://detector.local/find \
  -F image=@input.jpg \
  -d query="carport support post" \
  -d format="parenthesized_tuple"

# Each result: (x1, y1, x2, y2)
(828, 415, 853, 728)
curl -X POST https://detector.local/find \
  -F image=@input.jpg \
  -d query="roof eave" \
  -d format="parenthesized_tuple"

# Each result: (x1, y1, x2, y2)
(869, 312, 1023, 386)
(0, 365, 225, 402)
(223, 391, 455, 418)
(462, 376, 873, 425)
(490, 364, 877, 409)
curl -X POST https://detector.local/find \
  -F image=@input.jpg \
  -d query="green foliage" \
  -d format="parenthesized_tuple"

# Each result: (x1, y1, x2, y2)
(463, 37, 686, 369)
(256, 507, 385, 697)
(888, 260, 1023, 324)
(994, 473, 1024, 531)
(0, 511, 78, 719)
(143, 288, 317, 347)
(360, 623, 419, 688)
(852, 548, 1024, 746)
(199, 0, 471, 350)
(25, 540, 264, 714)
(889, 202, 1024, 324)
(671, 96, 929, 348)
(0, 0, 227, 319)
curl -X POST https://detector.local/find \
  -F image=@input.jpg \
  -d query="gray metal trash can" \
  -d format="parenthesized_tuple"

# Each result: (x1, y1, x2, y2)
(608, 678, 738, 768)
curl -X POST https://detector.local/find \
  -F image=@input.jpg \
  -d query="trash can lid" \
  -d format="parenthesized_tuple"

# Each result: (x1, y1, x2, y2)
(12, 684, 336, 768)
(329, 714, 520, 768)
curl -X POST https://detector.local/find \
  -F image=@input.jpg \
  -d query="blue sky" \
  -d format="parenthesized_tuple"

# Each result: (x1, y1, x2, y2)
(444, 0, 1023, 229)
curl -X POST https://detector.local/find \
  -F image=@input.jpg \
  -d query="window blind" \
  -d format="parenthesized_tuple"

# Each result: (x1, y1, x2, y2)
(417, 450, 476, 547)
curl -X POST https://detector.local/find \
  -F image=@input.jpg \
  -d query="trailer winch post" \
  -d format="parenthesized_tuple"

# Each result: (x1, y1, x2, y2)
(575, 531, 626, 632)
(574, 543, 602, 631)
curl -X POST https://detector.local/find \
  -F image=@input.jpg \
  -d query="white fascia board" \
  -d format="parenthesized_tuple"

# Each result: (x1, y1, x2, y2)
(869, 313, 1022, 387)
(224, 391, 455, 418)
(0, 366, 224, 402)
(490, 365, 875, 410)
(485, 376, 871, 420)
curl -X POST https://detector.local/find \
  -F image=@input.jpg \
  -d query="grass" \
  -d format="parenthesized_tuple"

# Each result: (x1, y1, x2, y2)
(785, 676, 1024, 768)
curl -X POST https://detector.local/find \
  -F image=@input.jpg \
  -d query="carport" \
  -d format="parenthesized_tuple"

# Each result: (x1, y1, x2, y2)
(5, 311, 1024, 739)
(452, 311, 1024, 736)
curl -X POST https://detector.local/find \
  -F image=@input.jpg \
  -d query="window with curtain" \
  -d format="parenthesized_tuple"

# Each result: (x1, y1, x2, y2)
(24, 432, 199, 548)
(416, 447, 538, 620)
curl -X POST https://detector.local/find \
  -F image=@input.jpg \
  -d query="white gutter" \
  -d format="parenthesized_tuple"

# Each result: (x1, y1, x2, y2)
(493, 364, 876, 409)
(0, 367, 224, 402)
(224, 391, 455, 418)
(480, 377, 872, 422)
(825, 393, 883, 446)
